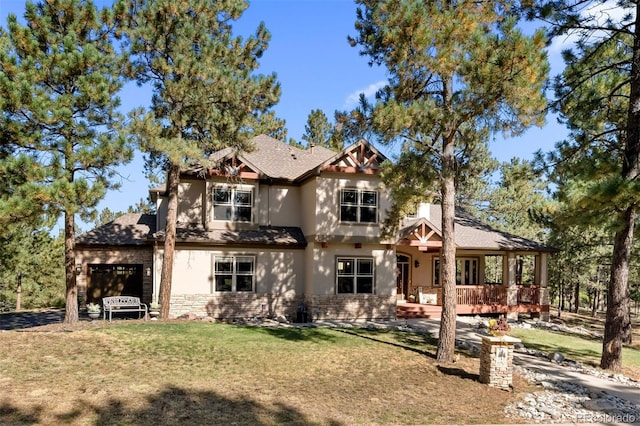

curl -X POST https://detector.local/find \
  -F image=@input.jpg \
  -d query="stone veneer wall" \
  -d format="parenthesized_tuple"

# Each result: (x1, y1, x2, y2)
(75, 247, 153, 305)
(305, 294, 396, 321)
(479, 336, 520, 390)
(170, 293, 302, 320)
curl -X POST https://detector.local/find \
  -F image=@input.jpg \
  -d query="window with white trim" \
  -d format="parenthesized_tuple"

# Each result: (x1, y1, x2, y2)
(213, 186, 253, 222)
(340, 189, 378, 223)
(337, 257, 374, 294)
(214, 256, 255, 292)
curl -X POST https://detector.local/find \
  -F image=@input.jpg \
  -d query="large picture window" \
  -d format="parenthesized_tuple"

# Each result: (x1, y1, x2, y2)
(213, 186, 253, 222)
(340, 189, 378, 223)
(337, 257, 374, 294)
(214, 256, 255, 292)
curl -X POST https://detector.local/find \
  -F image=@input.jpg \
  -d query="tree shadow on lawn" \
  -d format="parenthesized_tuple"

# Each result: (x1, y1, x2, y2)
(437, 365, 480, 382)
(335, 328, 438, 359)
(342, 329, 484, 383)
(0, 386, 343, 426)
(241, 325, 342, 343)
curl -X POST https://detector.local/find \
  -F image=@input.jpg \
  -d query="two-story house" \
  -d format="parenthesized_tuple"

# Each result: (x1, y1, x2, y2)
(75, 135, 553, 321)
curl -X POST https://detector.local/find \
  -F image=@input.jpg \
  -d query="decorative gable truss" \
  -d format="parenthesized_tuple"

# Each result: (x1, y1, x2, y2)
(207, 155, 260, 182)
(321, 140, 385, 174)
(398, 218, 443, 252)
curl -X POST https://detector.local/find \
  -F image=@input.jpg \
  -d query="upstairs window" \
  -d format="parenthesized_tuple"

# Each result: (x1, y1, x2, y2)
(214, 256, 255, 292)
(213, 186, 253, 222)
(337, 257, 374, 294)
(340, 189, 378, 223)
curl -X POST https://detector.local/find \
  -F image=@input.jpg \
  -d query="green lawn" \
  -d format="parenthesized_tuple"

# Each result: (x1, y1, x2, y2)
(510, 327, 640, 378)
(0, 322, 531, 425)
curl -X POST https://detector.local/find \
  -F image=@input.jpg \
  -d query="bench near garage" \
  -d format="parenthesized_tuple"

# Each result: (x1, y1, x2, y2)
(102, 296, 147, 321)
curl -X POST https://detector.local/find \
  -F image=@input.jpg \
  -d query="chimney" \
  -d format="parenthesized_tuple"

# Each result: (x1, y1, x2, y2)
(417, 203, 431, 220)
(309, 142, 315, 153)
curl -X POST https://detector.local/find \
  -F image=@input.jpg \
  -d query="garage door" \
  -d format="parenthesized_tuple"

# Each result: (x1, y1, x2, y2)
(87, 264, 143, 304)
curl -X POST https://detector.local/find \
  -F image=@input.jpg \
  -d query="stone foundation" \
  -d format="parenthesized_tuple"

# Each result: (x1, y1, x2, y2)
(479, 335, 520, 390)
(170, 293, 301, 320)
(305, 294, 396, 320)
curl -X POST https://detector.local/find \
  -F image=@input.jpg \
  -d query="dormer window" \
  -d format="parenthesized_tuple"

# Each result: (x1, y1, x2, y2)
(340, 189, 378, 223)
(213, 186, 253, 222)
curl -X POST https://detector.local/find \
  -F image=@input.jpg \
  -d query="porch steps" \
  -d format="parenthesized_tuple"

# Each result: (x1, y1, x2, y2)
(396, 303, 442, 319)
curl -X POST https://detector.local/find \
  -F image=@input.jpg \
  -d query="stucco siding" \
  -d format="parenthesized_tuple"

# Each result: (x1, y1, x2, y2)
(313, 173, 390, 240)
(177, 179, 205, 225)
(300, 179, 317, 236)
(302, 242, 396, 319)
(154, 246, 305, 318)
(305, 242, 395, 295)
(256, 184, 302, 227)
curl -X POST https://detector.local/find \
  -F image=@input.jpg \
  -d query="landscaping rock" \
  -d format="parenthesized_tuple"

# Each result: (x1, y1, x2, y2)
(548, 351, 565, 363)
(177, 312, 198, 321)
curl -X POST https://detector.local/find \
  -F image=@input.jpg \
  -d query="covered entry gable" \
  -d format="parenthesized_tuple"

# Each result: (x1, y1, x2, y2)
(397, 217, 444, 252)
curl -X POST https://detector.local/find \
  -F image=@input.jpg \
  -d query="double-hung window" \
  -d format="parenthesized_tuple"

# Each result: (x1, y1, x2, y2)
(337, 257, 374, 294)
(214, 256, 255, 292)
(213, 186, 253, 222)
(340, 189, 378, 223)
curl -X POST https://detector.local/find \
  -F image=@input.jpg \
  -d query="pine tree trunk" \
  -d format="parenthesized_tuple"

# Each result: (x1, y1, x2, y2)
(436, 138, 457, 363)
(591, 289, 599, 318)
(601, 206, 635, 370)
(159, 163, 181, 319)
(64, 211, 78, 324)
(601, 2, 640, 370)
(573, 281, 580, 313)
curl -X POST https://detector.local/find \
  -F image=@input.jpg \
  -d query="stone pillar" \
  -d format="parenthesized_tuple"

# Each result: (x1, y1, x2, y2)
(479, 335, 521, 390)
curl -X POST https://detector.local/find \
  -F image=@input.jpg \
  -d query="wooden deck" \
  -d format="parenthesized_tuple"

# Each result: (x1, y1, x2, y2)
(396, 302, 550, 319)
(396, 285, 548, 319)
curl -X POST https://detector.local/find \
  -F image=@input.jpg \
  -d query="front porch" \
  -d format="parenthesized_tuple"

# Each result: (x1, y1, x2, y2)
(396, 285, 550, 319)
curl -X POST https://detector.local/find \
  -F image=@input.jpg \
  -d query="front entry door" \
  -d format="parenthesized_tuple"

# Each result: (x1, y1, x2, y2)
(396, 255, 410, 301)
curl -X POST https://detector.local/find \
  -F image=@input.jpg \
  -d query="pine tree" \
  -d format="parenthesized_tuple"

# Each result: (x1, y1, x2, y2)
(333, 93, 376, 147)
(485, 158, 549, 242)
(351, 0, 548, 362)
(302, 109, 332, 148)
(302, 109, 343, 152)
(527, 0, 639, 371)
(120, 0, 281, 318)
(0, 0, 132, 323)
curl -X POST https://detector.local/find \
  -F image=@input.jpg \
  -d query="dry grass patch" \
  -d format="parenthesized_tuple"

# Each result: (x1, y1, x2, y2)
(0, 322, 531, 425)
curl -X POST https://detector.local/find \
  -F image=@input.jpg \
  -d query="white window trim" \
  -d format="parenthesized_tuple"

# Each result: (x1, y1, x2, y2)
(213, 255, 256, 293)
(212, 184, 255, 223)
(339, 188, 379, 224)
(336, 257, 375, 294)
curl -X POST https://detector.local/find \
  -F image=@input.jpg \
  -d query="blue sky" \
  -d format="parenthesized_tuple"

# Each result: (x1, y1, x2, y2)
(0, 0, 570, 231)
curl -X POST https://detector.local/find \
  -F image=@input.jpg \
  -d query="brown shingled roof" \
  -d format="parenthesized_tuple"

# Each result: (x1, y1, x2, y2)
(208, 134, 336, 181)
(76, 213, 156, 246)
(152, 225, 307, 248)
(402, 205, 553, 252)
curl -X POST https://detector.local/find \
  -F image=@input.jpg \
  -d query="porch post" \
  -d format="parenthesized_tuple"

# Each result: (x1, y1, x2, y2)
(539, 252, 550, 321)
(505, 253, 518, 320)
